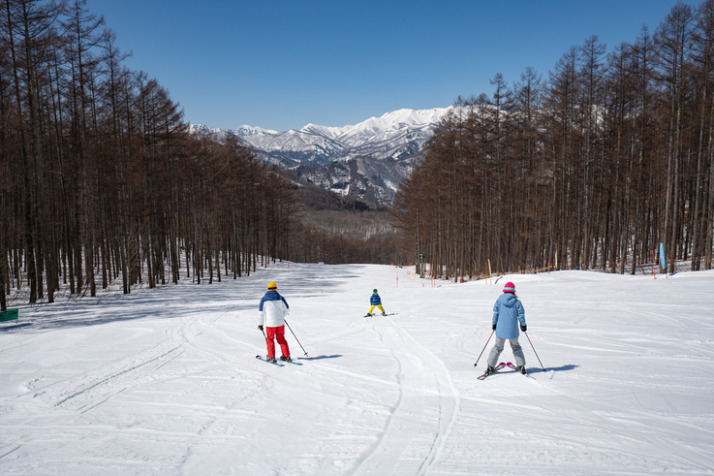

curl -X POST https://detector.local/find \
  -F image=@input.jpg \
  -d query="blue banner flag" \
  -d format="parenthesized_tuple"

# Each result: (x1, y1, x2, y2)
(659, 243, 667, 270)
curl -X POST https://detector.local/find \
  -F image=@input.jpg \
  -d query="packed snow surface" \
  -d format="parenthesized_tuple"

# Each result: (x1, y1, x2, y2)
(2, 264, 713, 475)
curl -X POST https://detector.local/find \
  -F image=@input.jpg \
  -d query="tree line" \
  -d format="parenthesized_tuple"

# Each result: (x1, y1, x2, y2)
(394, 1, 714, 279)
(0, 0, 298, 309)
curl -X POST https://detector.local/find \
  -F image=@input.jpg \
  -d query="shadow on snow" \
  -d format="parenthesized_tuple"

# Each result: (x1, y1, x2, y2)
(531, 364, 578, 373)
(298, 354, 343, 361)
(1, 265, 360, 333)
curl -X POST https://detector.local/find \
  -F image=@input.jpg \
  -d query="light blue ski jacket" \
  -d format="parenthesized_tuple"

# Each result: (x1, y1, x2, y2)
(492, 293, 526, 340)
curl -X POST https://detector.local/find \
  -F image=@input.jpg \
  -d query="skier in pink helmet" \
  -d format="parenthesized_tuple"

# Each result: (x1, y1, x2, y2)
(484, 281, 527, 375)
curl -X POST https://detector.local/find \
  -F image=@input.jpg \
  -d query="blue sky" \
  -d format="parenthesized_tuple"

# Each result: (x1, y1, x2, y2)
(90, 0, 700, 132)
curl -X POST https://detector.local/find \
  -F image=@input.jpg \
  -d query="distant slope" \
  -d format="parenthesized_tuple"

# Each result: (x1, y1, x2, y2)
(190, 107, 453, 207)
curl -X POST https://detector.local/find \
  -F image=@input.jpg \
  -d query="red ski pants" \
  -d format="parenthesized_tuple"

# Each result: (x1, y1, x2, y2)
(265, 325, 290, 359)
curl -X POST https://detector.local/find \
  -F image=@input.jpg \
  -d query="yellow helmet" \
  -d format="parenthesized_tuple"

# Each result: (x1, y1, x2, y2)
(267, 281, 277, 290)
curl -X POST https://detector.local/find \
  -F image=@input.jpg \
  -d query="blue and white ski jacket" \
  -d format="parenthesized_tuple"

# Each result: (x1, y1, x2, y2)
(259, 290, 290, 327)
(370, 293, 382, 305)
(492, 293, 526, 340)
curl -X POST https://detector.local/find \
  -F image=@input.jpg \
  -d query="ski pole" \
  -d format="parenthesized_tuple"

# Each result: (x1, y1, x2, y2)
(473, 330, 494, 367)
(284, 318, 308, 357)
(524, 331, 546, 371)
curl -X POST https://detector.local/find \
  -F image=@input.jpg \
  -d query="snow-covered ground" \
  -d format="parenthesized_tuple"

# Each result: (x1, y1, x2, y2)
(1, 263, 713, 475)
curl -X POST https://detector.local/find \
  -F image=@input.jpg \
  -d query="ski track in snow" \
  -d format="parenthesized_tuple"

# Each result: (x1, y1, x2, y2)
(349, 314, 459, 476)
(1, 264, 714, 475)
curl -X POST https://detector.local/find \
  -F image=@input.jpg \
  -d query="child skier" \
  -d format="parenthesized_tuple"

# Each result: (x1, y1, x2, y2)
(485, 281, 527, 375)
(258, 281, 291, 363)
(366, 289, 387, 316)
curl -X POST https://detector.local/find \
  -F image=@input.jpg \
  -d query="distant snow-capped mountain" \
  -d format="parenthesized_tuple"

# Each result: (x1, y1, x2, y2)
(190, 107, 453, 206)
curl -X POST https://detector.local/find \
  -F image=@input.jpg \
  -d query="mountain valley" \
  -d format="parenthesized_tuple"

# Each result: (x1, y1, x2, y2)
(190, 107, 452, 207)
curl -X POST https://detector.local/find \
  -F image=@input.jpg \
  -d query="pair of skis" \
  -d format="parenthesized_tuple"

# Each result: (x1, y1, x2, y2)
(255, 355, 303, 366)
(477, 361, 529, 380)
(363, 312, 397, 317)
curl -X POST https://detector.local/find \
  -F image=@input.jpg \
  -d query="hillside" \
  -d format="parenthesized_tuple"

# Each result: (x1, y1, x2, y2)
(2, 264, 713, 474)
(190, 108, 452, 207)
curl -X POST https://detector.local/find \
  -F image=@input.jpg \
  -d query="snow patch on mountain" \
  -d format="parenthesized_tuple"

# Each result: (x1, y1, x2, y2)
(191, 107, 454, 206)
(235, 107, 451, 161)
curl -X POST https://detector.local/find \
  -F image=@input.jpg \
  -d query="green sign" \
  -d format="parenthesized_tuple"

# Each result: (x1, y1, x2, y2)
(0, 309, 19, 322)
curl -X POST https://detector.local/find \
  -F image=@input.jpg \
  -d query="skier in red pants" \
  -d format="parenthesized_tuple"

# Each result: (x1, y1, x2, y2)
(258, 281, 291, 363)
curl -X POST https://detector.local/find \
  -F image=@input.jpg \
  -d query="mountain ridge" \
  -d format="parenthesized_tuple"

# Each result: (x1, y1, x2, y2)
(189, 106, 453, 206)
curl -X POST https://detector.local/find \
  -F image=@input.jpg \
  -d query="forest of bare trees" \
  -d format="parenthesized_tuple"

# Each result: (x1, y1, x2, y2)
(394, 1, 714, 279)
(0, 0, 299, 309)
(6, 0, 714, 308)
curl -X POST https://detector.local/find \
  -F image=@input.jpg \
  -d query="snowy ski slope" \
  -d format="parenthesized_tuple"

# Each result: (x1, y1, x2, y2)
(1, 263, 713, 475)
